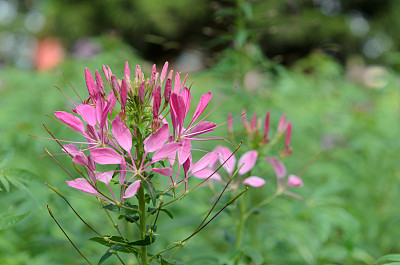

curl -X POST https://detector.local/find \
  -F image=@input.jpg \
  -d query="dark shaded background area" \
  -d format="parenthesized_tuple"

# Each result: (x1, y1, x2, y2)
(2, 0, 400, 68)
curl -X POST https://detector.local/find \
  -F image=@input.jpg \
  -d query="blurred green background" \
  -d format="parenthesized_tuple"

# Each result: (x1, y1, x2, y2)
(1, 0, 400, 264)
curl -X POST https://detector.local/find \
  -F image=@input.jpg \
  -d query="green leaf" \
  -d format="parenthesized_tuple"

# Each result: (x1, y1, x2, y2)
(148, 207, 174, 219)
(376, 254, 400, 264)
(118, 214, 139, 223)
(0, 175, 10, 192)
(0, 211, 29, 230)
(143, 181, 157, 206)
(129, 235, 156, 246)
(98, 244, 124, 264)
(243, 246, 263, 265)
(103, 203, 139, 216)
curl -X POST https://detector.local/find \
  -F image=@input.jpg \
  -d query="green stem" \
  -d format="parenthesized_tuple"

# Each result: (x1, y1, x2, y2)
(138, 185, 148, 265)
(234, 191, 248, 265)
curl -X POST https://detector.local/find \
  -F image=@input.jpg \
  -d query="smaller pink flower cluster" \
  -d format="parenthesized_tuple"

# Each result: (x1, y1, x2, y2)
(53, 62, 221, 204)
(193, 146, 303, 189)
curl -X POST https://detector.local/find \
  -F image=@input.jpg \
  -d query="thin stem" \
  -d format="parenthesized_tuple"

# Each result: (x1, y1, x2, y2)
(47, 205, 93, 265)
(45, 183, 102, 237)
(233, 191, 248, 265)
(138, 185, 148, 265)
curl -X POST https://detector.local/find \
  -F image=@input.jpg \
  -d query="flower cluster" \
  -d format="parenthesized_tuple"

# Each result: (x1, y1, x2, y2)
(54, 62, 220, 205)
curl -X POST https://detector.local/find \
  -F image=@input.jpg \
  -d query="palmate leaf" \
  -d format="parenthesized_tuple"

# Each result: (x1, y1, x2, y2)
(0, 168, 39, 204)
(0, 211, 29, 230)
(90, 236, 134, 254)
(375, 254, 400, 265)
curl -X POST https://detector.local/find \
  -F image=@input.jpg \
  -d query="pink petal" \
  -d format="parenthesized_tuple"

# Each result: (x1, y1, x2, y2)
(177, 139, 191, 165)
(144, 124, 169, 153)
(238, 150, 258, 175)
(75, 104, 97, 126)
(160, 61, 168, 83)
(152, 142, 182, 162)
(189, 121, 215, 137)
(265, 157, 286, 179)
(174, 72, 181, 93)
(72, 152, 88, 166)
(192, 168, 221, 181)
(264, 111, 270, 139)
(112, 116, 132, 152)
(151, 167, 173, 177)
(66, 178, 98, 195)
(123, 180, 141, 198)
(191, 152, 219, 175)
(54, 111, 85, 134)
(182, 155, 192, 175)
(192, 92, 211, 123)
(170, 93, 186, 134)
(91, 148, 122, 164)
(119, 160, 127, 185)
(180, 87, 191, 117)
(243, 176, 265, 187)
(287, 174, 303, 187)
(63, 144, 80, 157)
(215, 146, 236, 175)
(97, 171, 114, 184)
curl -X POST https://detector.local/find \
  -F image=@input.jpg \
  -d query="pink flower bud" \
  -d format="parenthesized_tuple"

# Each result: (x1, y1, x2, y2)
(102, 65, 112, 83)
(153, 85, 161, 117)
(264, 110, 270, 141)
(120, 78, 127, 110)
(138, 81, 145, 103)
(285, 122, 292, 148)
(124, 61, 130, 80)
(278, 114, 287, 133)
(164, 77, 172, 104)
(160, 61, 168, 83)
(250, 114, 257, 132)
(110, 74, 119, 96)
(150, 64, 157, 87)
(95, 70, 105, 97)
(85, 67, 96, 101)
(287, 174, 303, 187)
(135, 65, 141, 79)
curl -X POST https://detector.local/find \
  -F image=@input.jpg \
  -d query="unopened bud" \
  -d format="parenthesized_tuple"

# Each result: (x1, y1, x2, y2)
(95, 70, 106, 99)
(138, 81, 145, 103)
(110, 74, 119, 96)
(135, 65, 141, 79)
(164, 77, 172, 105)
(160, 61, 168, 83)
(121, 78, 127, 110)
(124, 61, 130, 80)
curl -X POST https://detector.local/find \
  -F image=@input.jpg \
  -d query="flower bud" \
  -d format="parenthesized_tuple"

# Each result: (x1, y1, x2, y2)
(124, 61, 130, 80)
(102, 65, 112, 83)
(95, 69, 106, 99)
(120, 78, 127, 111)
(164, 77, 172, 105)
(138, 81, 145, 103)
(110, 75, 119, 96)
(160, 61, 168, 83)
(135, 65, 141, 79)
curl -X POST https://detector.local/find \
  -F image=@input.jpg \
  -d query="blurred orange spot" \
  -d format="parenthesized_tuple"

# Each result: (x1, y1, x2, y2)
(34, 38, 64, 71)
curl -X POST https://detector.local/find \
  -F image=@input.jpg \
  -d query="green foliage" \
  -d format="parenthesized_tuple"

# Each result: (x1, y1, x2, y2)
(0, 212, 30, 231)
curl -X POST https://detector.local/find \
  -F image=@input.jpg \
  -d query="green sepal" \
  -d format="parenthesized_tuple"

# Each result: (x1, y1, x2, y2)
(98, 244, 124, 264)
